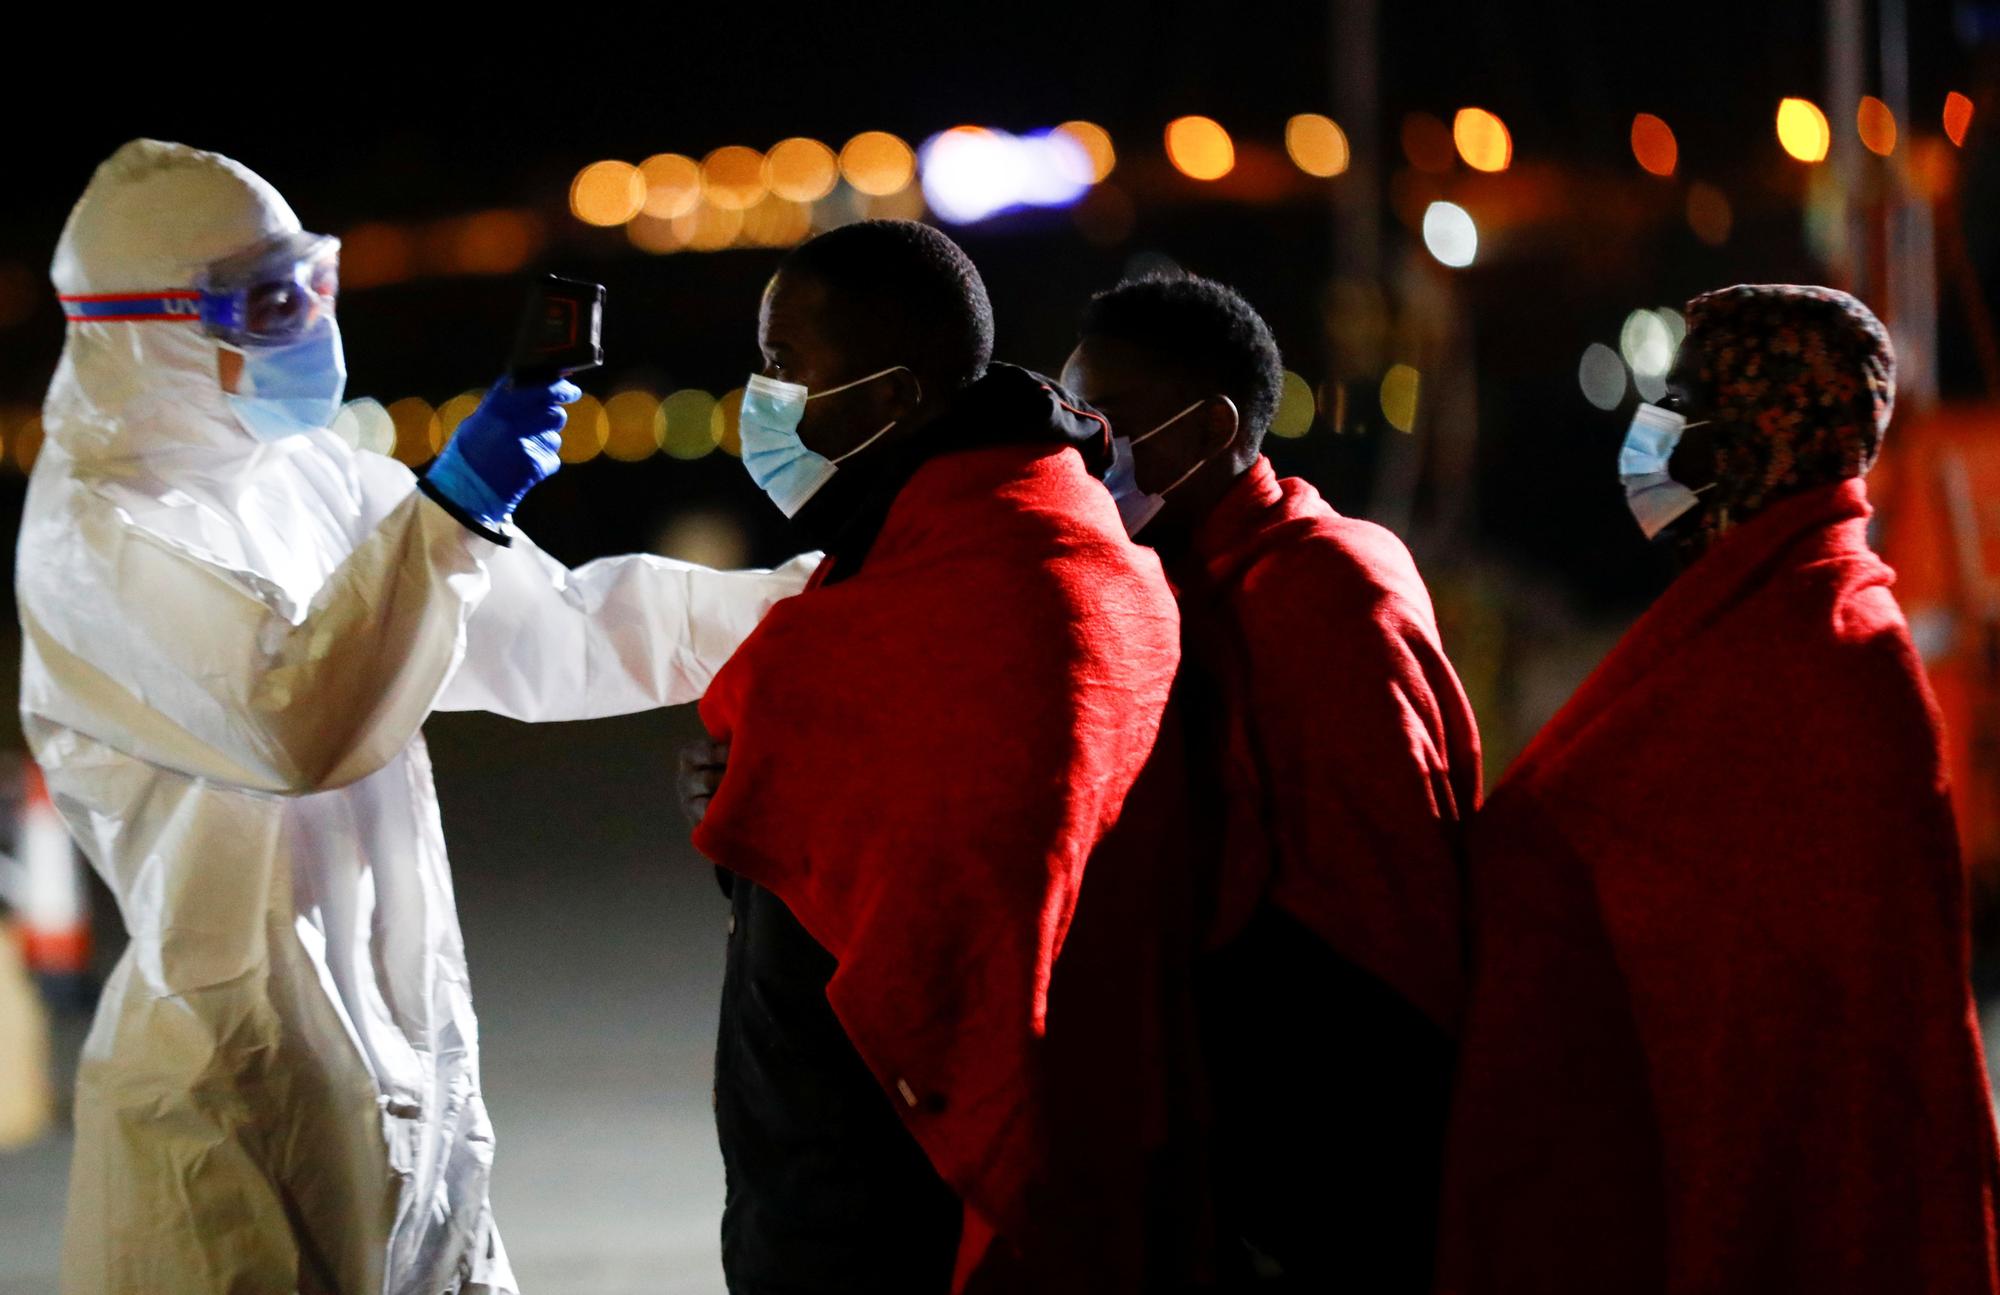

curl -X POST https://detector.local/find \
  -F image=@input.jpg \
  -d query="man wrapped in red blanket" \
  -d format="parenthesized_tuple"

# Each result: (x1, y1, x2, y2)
(682, 221, 1184, 1293)
(1439, 284, 2000, 1293)
(1062, 274, 1481, 1291)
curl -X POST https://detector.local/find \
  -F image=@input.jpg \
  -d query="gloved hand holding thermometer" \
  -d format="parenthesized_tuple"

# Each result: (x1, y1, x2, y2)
(422, 275, 604, 540)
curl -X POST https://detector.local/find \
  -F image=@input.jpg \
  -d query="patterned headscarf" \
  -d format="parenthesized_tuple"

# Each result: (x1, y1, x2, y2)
(1680, 284, 1895, 537)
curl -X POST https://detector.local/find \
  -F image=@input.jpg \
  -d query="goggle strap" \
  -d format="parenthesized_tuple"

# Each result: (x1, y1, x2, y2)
(58, 292, 203, 324)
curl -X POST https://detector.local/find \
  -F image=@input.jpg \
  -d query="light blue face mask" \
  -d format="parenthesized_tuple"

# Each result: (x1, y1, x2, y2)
(1619, 401, 1710, 539)
(738, 366, 910, 517)
(224, 318, 348, 442)
(1104, 399, 1213, 538)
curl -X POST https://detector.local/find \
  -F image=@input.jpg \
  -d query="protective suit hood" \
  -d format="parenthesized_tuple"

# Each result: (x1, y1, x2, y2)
(46, 139, 302, 465)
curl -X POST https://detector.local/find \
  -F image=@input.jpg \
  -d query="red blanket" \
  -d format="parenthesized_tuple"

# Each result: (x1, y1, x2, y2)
(694, 441, 1181, 1287)
(1438, 479, 2000, 1293)
(1179, 457, 1481, 1030)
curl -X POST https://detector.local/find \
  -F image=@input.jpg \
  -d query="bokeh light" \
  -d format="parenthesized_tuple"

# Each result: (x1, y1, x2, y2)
(433, 390, 485, 455)
(1776, 98, 1832, 163)
(626, 213, 689, 255)
(862, 186, 929, 222)
(1056, 121, 1117, 182)
(712, 388, 745, 457)
(387, 397, 439, 466)
(1857, 96, 1898, 156)
(764, 138, 840, 203)
(330, 399, 396, 457)
(654, 509, 751, 570)
(1578, 343, 1628, 411)
(702, 146, 768, 211)
(1620, 309, 1675, 382)
(920, 126, 1094, 224)
(1270, 371, 1316, 438)
(1401, 112, 1456, 173)
(1453, 108, 1512, 172)
(1285, 113, 1351, 177)
(1165, 116, 1236, 181)
(449, 211, 541, 276)
(1631, 114, 1678, 177)
(1421, 201, 1478, 268)
(1379, 365, 1421, 433)
(640, 154, 703, 219)
(740, 194, 815, 247)
(560, 394, 608, 463)
(840, 132, 917, 196)
(604, 390, 662, 462)
(673, 200, 745, 252)
(1945, 92, 1975, 147)
(570, 161, 646, 226)
(658, 389, 720, 460)
(12, 414, 42, 473)
(1686, 182, 1733, 246)
(339, 223, 416, 290)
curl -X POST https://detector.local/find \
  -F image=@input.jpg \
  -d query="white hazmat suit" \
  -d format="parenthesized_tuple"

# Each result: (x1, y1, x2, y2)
(19, 139, 812, 1294)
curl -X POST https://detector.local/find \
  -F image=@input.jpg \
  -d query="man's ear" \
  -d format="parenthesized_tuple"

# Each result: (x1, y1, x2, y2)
(1205, 394, 1241, 457)
(886, 367, 926, 420)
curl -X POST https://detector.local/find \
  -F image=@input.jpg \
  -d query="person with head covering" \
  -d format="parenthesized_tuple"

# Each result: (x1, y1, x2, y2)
(1438, 284, 2000, 1293)
(24, 139, 812, 1295)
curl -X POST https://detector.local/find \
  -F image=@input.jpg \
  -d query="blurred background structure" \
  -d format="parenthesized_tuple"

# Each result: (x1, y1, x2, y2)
(1, 2, 1997, 1289)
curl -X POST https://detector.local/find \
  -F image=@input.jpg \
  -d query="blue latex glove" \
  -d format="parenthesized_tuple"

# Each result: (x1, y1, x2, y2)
(424, 377, 581, 530)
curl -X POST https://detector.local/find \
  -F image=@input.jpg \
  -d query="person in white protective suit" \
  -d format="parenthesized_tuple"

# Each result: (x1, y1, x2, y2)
(19, 138, 814, 1295)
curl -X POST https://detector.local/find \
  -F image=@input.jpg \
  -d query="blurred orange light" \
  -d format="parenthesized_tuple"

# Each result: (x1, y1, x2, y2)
(1056, 121, 1117, 182)
(560, 393, 608, 463)
(1945, 92, 1975, 147)
(570, 160, 646, 226)
(626, 213, 688, 255)
(12, 413, 42, 473)
(702, 146, 767, 211)
(640, 153, 703, 219)
(1686, 182, 1733, 246)
(1857, 96, 1897, 156)
(1400, 112, 1456, 174)
(433, 391, 485, 456)
(387, 397, 439, 466)
(711, 387, 745, 457)
(452, 210, 541, 275)
(764, 138, 840, 203)
(1165, 116, 1235, 181)
(674, 199, 745, 252)
(604, 391, 662, 462)
(1285, 113, 1350, 177)
(1453, 107, 1512, 172)
(741, 194, 814, 247)
(840, 132, 916, 196)
(1776, 97, 1831, 163)
(1631, 114, 1678, 177)
(339, 223, 416, 290)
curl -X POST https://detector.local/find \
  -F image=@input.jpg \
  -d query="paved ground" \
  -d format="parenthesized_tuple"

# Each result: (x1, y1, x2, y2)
(7, 702, 2000, 1294)
(1, 704, 737, 1295)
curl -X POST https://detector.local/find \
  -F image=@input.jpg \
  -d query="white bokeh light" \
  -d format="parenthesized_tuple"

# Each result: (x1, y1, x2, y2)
(1422, 201, 1478, 268)
(1578, 343, 1628, 411)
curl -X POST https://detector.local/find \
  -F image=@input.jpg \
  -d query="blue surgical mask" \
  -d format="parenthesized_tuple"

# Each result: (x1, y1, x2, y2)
(738, 366, 910, 517)
(1619, 402, 1709, 540)
(224, 319, 347, 442)
(1105, 399, 1209, 538)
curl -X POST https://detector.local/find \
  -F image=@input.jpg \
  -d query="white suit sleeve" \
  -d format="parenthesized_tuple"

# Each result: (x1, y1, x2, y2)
(20, 490, 493, 795)
(434, 535, 818, 721)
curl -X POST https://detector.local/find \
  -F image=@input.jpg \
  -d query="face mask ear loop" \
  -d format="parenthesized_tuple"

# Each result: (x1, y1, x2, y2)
(1130, 399, 1206, 447)
(829, 419, 900, 466)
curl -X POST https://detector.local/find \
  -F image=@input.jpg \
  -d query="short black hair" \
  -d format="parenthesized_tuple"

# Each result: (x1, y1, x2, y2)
(779, 219, 994, 394)
(1078, 274, 1285, 450)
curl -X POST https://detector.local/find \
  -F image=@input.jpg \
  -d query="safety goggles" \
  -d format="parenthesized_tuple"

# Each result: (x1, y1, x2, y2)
(60, 231, 341, 348)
